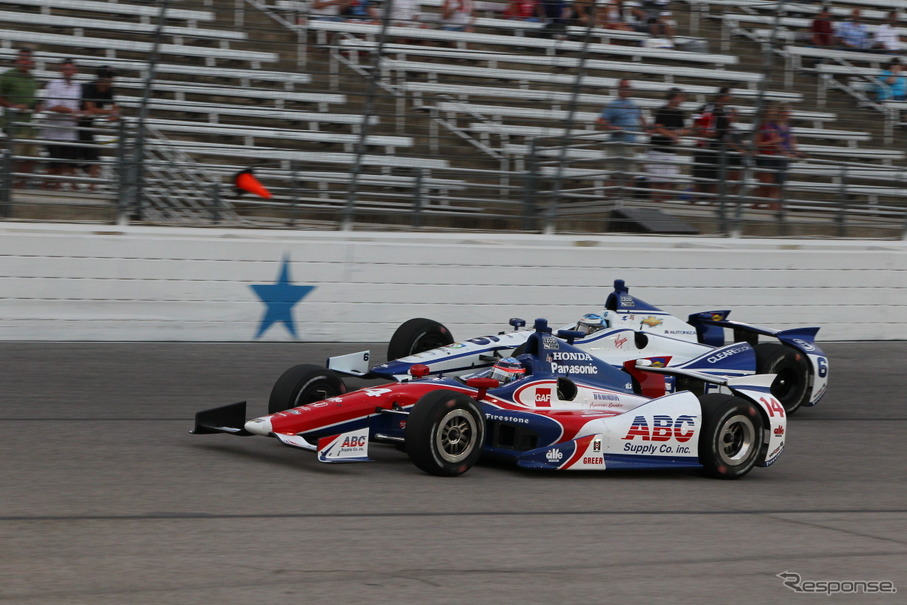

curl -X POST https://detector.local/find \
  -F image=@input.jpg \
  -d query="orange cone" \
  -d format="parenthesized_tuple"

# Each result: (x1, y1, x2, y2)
(234, 169, 272, 199)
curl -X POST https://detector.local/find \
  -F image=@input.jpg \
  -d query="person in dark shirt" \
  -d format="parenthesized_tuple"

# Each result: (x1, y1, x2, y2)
(646, 87, 687, 201)
(691, 86, 732, 201)
(810, 6, 834, 47)
(77, 66, 119, 187)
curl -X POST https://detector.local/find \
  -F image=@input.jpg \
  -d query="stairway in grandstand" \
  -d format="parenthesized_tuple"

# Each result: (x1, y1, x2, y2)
(2, 0, 905, 234)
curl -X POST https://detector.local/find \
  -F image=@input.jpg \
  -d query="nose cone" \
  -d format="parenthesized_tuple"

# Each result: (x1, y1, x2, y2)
(244, 416, 272, 436)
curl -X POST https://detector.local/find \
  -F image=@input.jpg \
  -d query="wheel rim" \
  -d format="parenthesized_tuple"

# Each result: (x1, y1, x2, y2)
(773, 367, 800, 401)
(717, 414, 756, 466)
(293, 382, 336, 407)
(435, 409, 478, 464)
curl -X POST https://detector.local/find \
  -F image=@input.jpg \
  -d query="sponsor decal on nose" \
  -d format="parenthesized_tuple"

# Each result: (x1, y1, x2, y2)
(244, 417, 272, 435)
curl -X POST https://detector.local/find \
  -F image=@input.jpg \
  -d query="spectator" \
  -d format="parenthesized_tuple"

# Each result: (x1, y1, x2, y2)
(721, 107, 748, 196)
(627, 0, 674, 37)
(600, 0, 633, 31)
(386, 0, 425, 26)
(872, 11, 904, 54)
(876, 58, 907, 101)
(646, 87, 686, 201)
(596, 79, 647, 143)
(754, 103, 804, 210)
(642, 21, 674, 49)
(571, 0, 598, 28)
(0, 48, 41, 188)
(40, 59, 83, 190)
(504, 0, 542, 22)
(690, 86, 732, 201)
(596, 79, 648, 190)
(77, 66, 119, 189)
(810, 6, 834, 48)
(309, 0, 350, 21)
(341, 0, 378, 20)
(440, 0, 475, 32)
(836, 9, 871, 51)
(540, 0, 570, 37)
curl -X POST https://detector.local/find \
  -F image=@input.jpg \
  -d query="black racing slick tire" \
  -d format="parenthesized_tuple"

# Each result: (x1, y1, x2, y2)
(698, 394, 764, 479)
(268, 364, 347, 414)
(386, 318, 454, 360)
(405, 390, 485, 477)
(754, 343, 810, 416)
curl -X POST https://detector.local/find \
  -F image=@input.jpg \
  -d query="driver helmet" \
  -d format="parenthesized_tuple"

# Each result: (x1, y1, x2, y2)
(576, 313, 605, 336)
(490, 357, 526, 385)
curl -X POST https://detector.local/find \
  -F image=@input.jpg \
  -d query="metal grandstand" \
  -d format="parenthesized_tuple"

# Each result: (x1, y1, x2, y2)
(0, 0, 905, 238)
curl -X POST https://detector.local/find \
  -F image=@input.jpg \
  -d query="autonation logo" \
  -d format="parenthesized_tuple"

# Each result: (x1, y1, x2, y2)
(777, 571, 897, 595)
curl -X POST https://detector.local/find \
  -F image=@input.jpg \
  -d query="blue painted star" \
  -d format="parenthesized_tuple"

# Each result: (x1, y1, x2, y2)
(249, 255, 315, 339)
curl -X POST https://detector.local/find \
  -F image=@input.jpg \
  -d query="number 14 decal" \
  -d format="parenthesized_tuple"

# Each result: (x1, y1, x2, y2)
(760, 396, 785, 417)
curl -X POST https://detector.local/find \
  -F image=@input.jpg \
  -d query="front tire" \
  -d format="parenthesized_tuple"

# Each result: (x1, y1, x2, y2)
(405, 390, 485, 476)
(268, 364, 346, 414)
(754, 343, 810, 415)
(699, 394, 764, 479)
(387, 318, 454, 360)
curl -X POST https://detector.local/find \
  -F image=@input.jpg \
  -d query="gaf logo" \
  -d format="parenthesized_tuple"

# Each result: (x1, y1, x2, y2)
(341, 435, 367, 449)
(535, 388, 551, 405)
(622, 415, 696, 442)
(546, 449, 563, 462)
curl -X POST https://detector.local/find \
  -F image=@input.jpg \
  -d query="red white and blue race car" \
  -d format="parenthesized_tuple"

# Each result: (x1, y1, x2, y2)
(193, 319, 787, 479)
(325, 280, 828, 416)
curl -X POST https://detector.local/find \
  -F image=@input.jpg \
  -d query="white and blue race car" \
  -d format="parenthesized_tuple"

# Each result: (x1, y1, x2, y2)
(298, 280, 827, 417)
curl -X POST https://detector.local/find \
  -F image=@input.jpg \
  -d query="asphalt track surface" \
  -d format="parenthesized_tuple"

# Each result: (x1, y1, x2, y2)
(2, 341, 906, 605)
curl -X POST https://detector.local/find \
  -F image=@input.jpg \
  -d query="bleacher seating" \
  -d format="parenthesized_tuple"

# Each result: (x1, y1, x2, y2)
(0, 9, 246, 43)
(1, 0, 904, 230)
(0, 0, 215, 25)
(308, 20, 739, 66)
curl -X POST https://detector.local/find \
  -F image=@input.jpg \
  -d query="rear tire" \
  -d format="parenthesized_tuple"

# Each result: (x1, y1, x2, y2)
(387, 318, 454, 360)
(754, 343, 810, 415)
(268, 364, 346, 414)
(699, 394, 764, 479)
(405, 390, 485, 476)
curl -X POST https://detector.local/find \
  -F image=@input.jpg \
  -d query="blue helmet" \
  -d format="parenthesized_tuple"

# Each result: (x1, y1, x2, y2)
(490, 357, 526, 385)
(576, 313, 605, 335)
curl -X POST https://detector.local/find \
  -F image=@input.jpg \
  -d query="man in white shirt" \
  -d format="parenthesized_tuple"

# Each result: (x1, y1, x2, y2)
(386, 0, 422, 26)
(40, 59, 82, 188)
(873, 11, 904, 54)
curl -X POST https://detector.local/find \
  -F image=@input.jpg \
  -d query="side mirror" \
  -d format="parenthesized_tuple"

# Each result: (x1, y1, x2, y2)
(409, 364, 431, 378)
(556, 329, 585, 344)
(465, 376, 500, 400)
(509, 317, 526, 330)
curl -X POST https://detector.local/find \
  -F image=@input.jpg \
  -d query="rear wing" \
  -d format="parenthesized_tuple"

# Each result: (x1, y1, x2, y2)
(624, 358, 776, 403)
